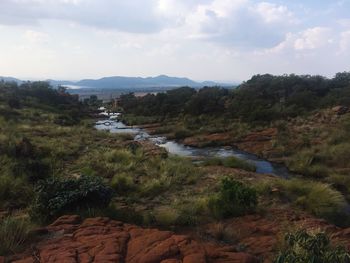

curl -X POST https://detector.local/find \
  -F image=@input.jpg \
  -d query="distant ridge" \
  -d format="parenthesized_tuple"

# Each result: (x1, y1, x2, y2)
(1, 75, 232, 89)
(59, 75, 229, 89)
(0, 76, 23, 84)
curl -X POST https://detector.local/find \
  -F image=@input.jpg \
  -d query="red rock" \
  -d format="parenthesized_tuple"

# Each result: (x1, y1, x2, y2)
(10, 215, 259, 263)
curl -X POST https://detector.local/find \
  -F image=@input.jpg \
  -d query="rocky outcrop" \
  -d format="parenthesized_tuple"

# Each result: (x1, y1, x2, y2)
(10, 215, 258, 263)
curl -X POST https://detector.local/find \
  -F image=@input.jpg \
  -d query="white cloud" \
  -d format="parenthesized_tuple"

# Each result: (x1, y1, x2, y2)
(184, 0, 296, 48)
(255, 2, 296, 24)
(24, 30, 49, 43)
(0, 0, 349, 81)
(294, 27, 333, 50)
(339, 31, 350, 53)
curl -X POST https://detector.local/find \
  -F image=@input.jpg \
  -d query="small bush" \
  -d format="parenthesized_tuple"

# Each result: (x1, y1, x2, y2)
(274, 230, 350, 263)
(54, 114, 79, 126)
(0, 175, 33, 210)
(173, 128, 193, 140)
(208, 178, 257, 219)
(140, 178, 169, 198)
(0, 217, 33, 255)
(154, 208, 179, 226)
(30, 175, 113, 223)
(111, 173, 135, 194)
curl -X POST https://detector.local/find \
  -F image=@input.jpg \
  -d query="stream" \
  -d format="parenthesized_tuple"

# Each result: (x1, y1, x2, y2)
(95, 116, 290, 178)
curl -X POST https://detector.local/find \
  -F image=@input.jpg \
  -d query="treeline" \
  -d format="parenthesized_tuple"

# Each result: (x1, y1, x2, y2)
(0, 80, 89, 124)
(119, 72, 350, 122)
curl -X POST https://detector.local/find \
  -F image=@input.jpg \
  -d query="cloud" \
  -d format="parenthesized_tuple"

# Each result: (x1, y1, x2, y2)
(185, 0, 297, 48)
(24, 30, 49, 43)
(294, 27, 333, 50)
(339, 31, 350, 53)
(0, 0, 164, 33)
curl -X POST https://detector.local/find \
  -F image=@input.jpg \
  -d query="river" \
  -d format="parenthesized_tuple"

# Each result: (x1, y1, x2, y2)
(95, 117, 290, 177)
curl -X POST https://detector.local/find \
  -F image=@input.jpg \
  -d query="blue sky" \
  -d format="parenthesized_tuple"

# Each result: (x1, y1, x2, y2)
(0, 0, 349, 82)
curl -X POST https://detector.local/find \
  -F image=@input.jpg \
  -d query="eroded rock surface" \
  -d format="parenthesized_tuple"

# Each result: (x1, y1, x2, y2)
(10, 215, 258, 263)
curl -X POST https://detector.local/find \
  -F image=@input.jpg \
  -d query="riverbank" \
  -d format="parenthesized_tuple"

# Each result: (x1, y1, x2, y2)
(96, 115, 291, 177)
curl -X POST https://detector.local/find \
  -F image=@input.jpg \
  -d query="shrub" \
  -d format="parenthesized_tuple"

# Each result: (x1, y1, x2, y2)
(0, 216, 33, 255)
(160, 156, 201, 184)
(140, 178, 169, 198)
(30, 175, 113, 223)
(54, 114, 79, 126)
(173, 128, 193, 140)
(274, 179, 347, 223)
(0, 175, 33, 210)
(274, 230, 350, 263)
(154, 208, 179, 226)
(208, 178, 257, 219)
(111, 173, 135, 194)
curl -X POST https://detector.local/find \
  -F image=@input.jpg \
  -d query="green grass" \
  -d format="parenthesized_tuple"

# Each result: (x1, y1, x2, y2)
(0, 216, 33, 255)
(258, 178, 347, 223)
(203, 156, 256, 172)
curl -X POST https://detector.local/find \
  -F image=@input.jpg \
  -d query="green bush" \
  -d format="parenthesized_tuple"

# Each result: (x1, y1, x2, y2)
(0, 175, 33, 210)
(30, 175, 113, 223)
(111, 173, 135, 194)
(0, 216, 33, 255)
(173, 128, 193, 140)
(209, 177, 257, 219)
(54, 114, 79, 126)
(274, 230, 350, 263)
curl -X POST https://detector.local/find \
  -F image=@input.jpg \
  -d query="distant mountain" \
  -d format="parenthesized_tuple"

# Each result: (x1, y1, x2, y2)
(1, 75, 233, 89)
(0, 76, 23, 84)
(54, 75, 230, 89)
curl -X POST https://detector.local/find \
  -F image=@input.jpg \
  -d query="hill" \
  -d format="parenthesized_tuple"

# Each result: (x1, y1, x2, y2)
(58, 75, 229, 89)
(1, 75, 232, 89)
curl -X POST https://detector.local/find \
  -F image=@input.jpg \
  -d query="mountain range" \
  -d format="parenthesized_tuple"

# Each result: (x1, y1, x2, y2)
(0, 75, 232, 89)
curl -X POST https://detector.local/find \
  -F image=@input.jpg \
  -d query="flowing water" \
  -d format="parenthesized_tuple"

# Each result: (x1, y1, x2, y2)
(95, 116, 290, 177)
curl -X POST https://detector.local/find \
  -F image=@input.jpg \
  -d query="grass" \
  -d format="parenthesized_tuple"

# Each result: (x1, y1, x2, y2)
(0, 216, 33, 255)
(257, 178, 347, 224)
(203, 156, 256, 172)
(120, 114, 160, 125)
(0, 174, 33, 210)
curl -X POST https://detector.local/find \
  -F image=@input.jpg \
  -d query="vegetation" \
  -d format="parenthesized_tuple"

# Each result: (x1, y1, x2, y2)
(2, 74, 350, 259)
(209, 177, 257, 218)
(30, 176, 113, 223)
(256, 178, 348, 225)
(203, 156, 256, 172)
(0, 216, 33, 255)
(119, 72, 350, 122)
(274, 230, 350, 263)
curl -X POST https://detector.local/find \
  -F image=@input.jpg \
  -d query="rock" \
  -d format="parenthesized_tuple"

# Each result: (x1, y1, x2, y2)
(332, 105, 349, 115)
(10, 215, 258, 263)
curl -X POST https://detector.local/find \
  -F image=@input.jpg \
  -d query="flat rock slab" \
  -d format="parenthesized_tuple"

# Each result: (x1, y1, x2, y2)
(10, 215, 258, 263)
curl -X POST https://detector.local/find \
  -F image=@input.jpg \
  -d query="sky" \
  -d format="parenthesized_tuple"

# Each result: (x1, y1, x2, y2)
(0, 0, 349, 82)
